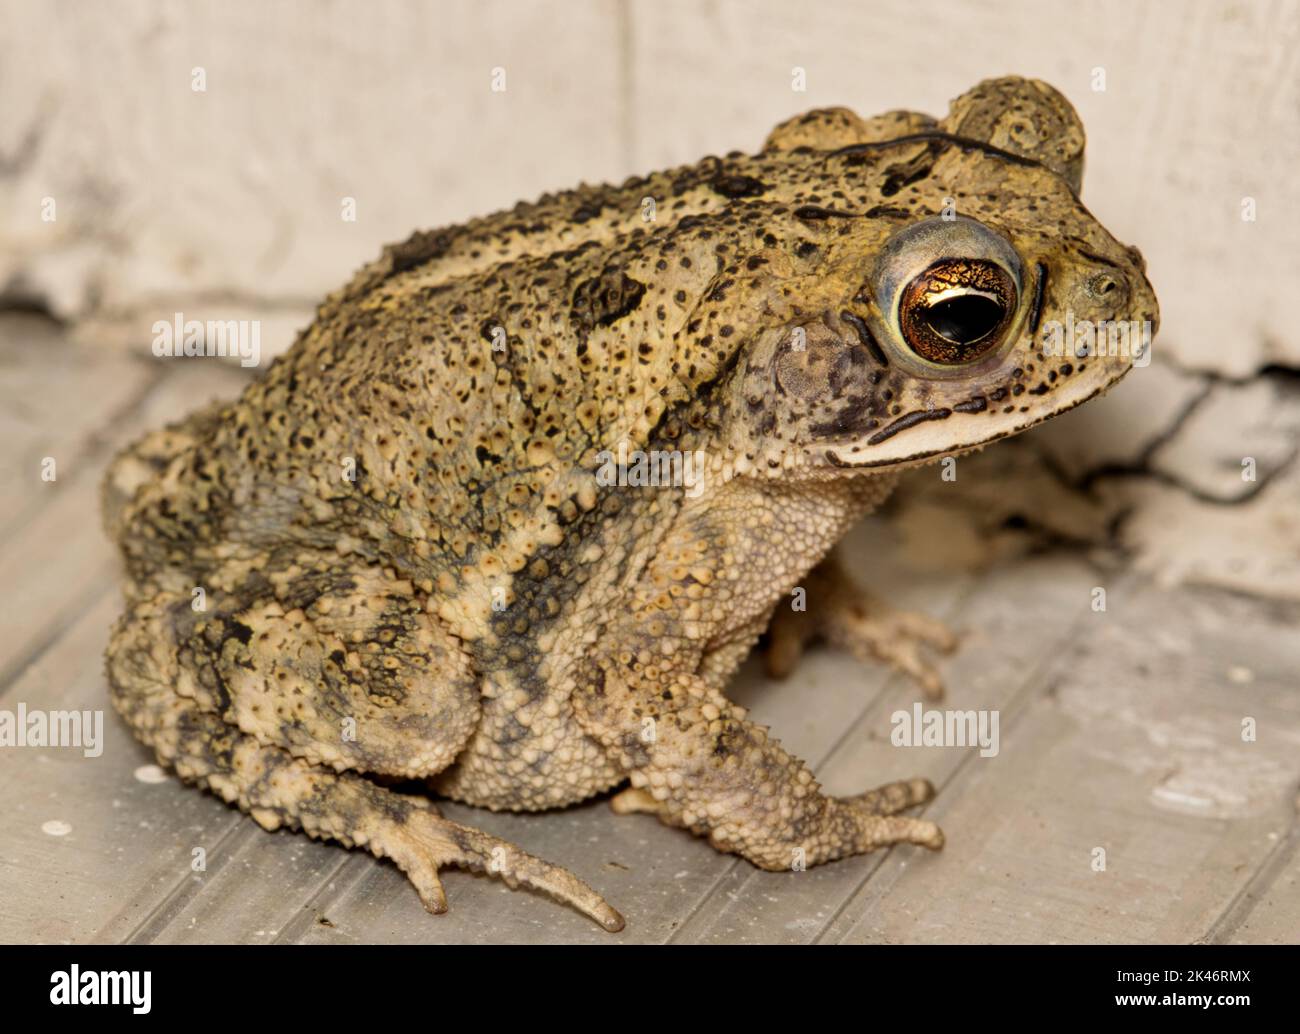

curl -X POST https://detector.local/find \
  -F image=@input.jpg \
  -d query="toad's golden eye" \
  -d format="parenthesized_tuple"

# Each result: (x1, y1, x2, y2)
(898, 258, 1017, 365)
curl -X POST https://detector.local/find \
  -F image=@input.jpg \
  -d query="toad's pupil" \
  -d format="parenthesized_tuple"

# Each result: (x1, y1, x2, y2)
(923, 294, 1004, 345)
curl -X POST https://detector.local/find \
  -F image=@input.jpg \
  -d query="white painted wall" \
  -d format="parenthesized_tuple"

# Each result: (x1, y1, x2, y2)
(2, 0, 1297, 374)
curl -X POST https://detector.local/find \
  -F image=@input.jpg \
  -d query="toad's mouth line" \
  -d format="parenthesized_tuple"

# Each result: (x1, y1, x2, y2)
(822, 377, 1115, 470)
(866, 406, 954, 445)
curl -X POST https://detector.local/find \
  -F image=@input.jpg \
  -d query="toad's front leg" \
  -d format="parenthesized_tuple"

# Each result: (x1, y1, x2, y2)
(765, 551, 957, 700)
(577, 476, 943, 867)
(577, 669, 942, 871)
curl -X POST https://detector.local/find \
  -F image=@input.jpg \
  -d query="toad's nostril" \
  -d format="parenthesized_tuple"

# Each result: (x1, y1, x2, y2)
(1089, 272, 1122, 299)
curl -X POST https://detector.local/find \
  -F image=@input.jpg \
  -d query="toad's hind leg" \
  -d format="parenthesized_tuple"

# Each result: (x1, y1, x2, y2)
(122, 683, 623, 930)
(106, 581, 624, 931)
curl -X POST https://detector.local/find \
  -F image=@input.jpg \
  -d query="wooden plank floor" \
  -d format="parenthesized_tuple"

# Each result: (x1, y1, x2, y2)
(1, 312, 1297, 945)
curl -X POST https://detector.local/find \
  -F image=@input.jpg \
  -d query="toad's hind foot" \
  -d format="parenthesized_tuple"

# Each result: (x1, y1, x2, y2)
(765, 555, 957, 699)
(107, 638, 624, 931)
(223, 728, 625, 931)
(384, 809, 625, 932)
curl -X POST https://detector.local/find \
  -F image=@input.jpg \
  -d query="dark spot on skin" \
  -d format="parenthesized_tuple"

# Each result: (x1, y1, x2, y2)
(387, 228, 454, 276)
(570, 270, 647, 334)
(374, 793, 413, 825)
(953, 397, 987, 413)
(1028, 262, 1048, 335)
(832, 131, 1042, 171)
(865, 205, 911, 219)
(867, 407, 953, 445)
(811, 392, 876, 436)
(709, 174, 768, 199)
(840, 311, 889, 367)
(880, 164, 933, 197)
(226, 620, 254, 646)
(793, 204, 858, 221)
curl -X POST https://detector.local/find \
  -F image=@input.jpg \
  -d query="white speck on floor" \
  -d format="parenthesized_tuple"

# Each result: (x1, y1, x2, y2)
(134, 764, 168, 784)
(1151, 786, 1216, 810)
(41, 819, 72, 836)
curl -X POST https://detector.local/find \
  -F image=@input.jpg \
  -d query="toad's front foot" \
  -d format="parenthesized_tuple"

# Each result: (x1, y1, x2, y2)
(851, 776, 939, 817)
(612, 775, 938, 823)
(765, 555, 957, 699)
